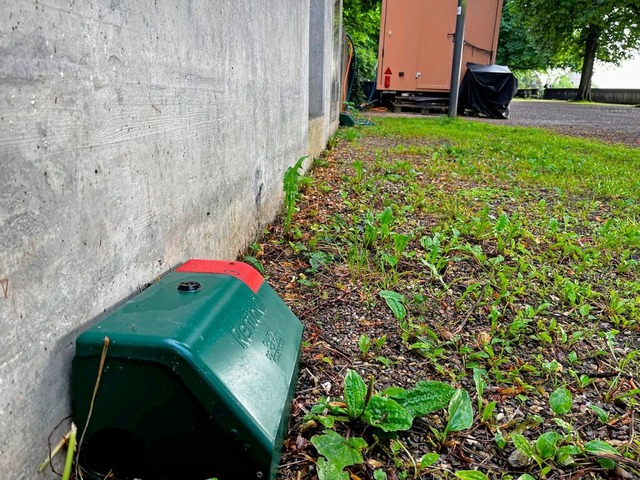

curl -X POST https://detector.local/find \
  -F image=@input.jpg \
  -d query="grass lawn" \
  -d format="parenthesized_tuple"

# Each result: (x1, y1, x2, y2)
(251, 116, 640, 480)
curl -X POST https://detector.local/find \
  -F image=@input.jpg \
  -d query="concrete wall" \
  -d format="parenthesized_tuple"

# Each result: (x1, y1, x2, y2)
(308, 0, 342, 158)
(0, 0, 341, 477)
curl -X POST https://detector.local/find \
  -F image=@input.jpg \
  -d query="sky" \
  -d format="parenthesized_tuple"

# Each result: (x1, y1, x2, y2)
(592, 51, 640, 88)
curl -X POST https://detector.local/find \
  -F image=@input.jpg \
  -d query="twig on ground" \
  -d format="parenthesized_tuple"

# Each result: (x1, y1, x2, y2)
(76, 336, 110, 479)
(39, 415, 73, 474)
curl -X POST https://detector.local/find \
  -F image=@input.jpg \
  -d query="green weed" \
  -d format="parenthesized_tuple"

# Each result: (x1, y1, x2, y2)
(270, 115, 640, 480)
(283, 156, 309, 238)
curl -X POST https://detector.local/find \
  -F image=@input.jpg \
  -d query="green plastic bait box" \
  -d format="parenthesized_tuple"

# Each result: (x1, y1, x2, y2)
(72, 259, 303, 480)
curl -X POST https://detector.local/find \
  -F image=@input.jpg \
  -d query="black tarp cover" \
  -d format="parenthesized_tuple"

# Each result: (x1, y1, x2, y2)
(458, 63, 518, 119)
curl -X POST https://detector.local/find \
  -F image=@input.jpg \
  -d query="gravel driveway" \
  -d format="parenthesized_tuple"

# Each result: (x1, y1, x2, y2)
(477, 99, 640, 147)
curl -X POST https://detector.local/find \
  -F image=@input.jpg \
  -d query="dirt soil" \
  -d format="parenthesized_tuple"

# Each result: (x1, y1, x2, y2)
(258, 112, 639, 480)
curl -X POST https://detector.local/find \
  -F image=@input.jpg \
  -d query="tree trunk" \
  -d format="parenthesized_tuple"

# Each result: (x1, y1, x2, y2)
(576, 27, 599, 101)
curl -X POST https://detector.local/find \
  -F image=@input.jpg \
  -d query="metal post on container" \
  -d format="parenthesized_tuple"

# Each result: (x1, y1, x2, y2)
(448, 0, 467, 118)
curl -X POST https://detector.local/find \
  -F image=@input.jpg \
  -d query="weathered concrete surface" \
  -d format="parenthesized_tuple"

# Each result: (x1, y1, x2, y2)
(308, 0, 342, 158)
(0, 0, 339, 477)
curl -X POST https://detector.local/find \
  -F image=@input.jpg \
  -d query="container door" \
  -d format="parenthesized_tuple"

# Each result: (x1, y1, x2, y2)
(378, 0, 424, 92)
(416, 0, 457, 91)
(377, 0, 503, 93)
(463, 0, 503, 66)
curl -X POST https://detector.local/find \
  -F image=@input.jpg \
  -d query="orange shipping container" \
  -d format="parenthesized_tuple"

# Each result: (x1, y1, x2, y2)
(377, 0, 503, 93)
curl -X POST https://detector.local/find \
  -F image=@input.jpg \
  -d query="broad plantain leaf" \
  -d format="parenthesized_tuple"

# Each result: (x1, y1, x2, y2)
(363, 395, 413, 432)
(535, 431, 563, 459)
(344, 369, 367, 419)
(306, 414, 336, 428)
(381, 387, 408, 400)
(379, 290, 406, 321)
(316, 457, 349, 480)
(482, 401, 497, 422)
(358, 334, 372, 355)
(549, 386, 572, 415)
(557, 445, 581, 456)
(308, 397, 332, 414)
(473, 368, 487, 398)
(511, 433, 535, 458)
(585, 440, 618, 469)
(589, 404, 609, 423)
(454, 470, 489, 480)
(556, 445, 582, 465)
(552, 417, 573, 432)
(597, 458, 617, 469)
(305, 398, 348, 427)
(494, 213, 509, 233)
(419, 453, 440, 468)
(584, 440, 618, 455)
(399, 380, 455, 417)
(446, 389, 474, 433)
(311, 430, 367, 472)
(379, 206, 394, 228)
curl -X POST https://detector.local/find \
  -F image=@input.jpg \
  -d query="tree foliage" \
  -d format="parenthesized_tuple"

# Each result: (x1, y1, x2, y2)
(343, 0, 380, 77)
(498, 0, 640, 100)
(342, 0, 381, 103)
(496, 0, 552, 70)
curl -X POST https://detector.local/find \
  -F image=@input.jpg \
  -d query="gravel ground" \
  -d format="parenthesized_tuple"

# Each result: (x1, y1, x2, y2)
(369, 99, 640, 147)
(479, 100, 640, 147)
